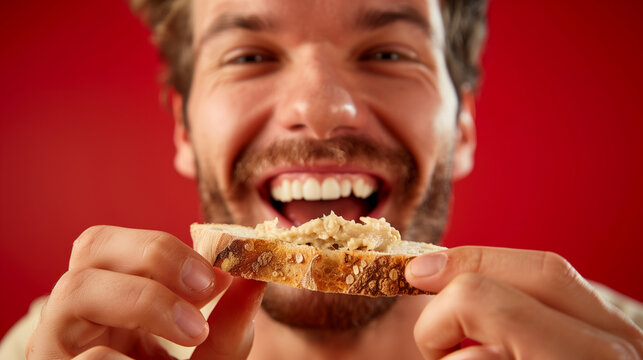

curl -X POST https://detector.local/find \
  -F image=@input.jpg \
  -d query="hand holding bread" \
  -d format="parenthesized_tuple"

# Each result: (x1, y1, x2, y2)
(405, 247, 643, 359)
(26, 226, 263, 360)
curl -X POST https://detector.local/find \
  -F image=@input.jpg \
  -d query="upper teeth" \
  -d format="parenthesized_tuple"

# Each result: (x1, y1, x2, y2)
(270, 175, 377, 203)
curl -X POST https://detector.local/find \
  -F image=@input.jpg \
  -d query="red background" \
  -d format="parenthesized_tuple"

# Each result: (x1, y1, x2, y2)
(1, 0, 642, 337)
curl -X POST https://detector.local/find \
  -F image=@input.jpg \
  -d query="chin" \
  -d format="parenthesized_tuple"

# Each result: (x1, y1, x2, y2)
(261, 283, 397, 332)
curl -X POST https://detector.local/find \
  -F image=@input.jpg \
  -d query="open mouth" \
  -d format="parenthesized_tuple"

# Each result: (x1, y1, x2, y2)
(259, 172, 389, 226)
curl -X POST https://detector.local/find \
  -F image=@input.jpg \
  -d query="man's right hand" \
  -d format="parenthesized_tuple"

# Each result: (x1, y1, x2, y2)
(26, 225, 266, 360)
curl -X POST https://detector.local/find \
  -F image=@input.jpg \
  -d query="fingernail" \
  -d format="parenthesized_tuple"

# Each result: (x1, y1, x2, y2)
(182, 258, 214, 292)
(410, 252, 447, 277)
(173, 302, 208, 338)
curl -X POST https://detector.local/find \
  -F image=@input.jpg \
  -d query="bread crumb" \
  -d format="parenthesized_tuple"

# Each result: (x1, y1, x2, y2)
(346, 274, 355, 285)
(296, 253, 304, 263)
(389, 269, 399, 281)
(353, 265, 360, 275)
(244, 242, 254, 252)
(221, 258, 232, 271)
(257, 251, 273, 266)
(381, 278, 397, 294)
(360, 259, 367, 268)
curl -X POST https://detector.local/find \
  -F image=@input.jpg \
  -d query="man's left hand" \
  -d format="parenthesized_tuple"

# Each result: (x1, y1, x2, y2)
(405, 246, 643, 359)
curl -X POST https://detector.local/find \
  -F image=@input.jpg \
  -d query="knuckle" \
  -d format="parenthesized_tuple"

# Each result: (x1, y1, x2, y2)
(448, 273, 487, 300)
(47, 269, 94, 319)
(452, 246, 485, 274)
(71, 225, 111, 264)
(76, 225, 109, 244)
(126, 280, 163, 323)
(140, 231, 176, 265)
(51, 270, 87, 301)
(539, 251, 580, 290)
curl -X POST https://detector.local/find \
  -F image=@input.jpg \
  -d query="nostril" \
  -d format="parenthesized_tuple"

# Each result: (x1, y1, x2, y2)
(276, 82, 363, 139)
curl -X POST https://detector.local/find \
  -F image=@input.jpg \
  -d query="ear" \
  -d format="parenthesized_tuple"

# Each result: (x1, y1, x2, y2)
(171, 92, 197, 179)
(452, 88, 477, 180)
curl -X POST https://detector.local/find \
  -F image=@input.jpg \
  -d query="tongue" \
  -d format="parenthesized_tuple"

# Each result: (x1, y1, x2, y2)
(281, 198, 370, 226)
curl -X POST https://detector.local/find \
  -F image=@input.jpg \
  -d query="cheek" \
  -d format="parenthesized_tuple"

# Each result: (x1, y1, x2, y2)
(188, 77, 276, 188)
(366, 78, 458, 183)
(189, 97, 234, 182)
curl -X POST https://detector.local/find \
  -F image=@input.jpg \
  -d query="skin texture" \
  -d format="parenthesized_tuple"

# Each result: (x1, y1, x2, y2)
(25, 0, 642, 359)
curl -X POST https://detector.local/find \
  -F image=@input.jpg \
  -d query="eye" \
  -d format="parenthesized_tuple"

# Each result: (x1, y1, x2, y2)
(365, 51, 403, 61)
(222, 48, 278, 65)
(231, 53, 276, 64)
(359, 46, 417, 62)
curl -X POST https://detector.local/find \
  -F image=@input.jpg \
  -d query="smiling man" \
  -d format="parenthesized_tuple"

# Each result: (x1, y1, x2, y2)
(183, 0, 468, 337)
(2, 0, 642, 359)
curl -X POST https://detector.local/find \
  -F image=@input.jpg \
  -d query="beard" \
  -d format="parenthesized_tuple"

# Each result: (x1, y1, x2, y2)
(196, 135, 453, 333)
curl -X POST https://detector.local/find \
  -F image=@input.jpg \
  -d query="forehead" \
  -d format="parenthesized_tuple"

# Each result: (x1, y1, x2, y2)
(191, 0, 445, 45)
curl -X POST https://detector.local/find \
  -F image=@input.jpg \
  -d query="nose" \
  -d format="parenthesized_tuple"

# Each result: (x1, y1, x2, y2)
(275, 46, 365, 139)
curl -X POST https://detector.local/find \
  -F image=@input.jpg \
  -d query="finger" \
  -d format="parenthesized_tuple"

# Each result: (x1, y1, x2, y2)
(414, 273, 638, 360)
(66, 341, 177, 360)
(70, 226, 216, 304)
(441, 345, 507, 360)
(72, 346, 133, 360)
(123, 334, 178, 360)
(406, 246, 643, 344)
(191, 278, 266, 360)
(45, 268, 209, 352)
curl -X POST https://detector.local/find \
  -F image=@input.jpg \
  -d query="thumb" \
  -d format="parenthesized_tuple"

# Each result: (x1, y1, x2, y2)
(191, 277, 266, 360)
(405, 251, 449, 291)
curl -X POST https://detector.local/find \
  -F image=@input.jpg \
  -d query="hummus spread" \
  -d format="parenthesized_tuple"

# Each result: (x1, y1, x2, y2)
(254, 212, 401, 252)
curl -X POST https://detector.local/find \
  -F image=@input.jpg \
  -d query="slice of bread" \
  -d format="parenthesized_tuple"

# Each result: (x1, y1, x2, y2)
(191, 217, 445, 297)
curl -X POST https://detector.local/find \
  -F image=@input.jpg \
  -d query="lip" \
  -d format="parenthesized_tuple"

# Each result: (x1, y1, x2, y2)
(255, 163, 393, 227)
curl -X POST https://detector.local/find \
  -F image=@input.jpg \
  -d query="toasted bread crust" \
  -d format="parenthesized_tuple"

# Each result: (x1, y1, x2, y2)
(192, 223, 434, 297)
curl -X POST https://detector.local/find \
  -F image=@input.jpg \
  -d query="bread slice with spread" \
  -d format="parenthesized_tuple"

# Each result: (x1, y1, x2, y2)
(191, 213, 445, 297)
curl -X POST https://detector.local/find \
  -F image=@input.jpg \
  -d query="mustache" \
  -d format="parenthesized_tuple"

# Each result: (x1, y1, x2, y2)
(232, 135, 417, 186)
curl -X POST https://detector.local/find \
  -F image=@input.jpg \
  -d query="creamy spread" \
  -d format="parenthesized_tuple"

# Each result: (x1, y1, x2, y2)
(254, 212, 402, 251)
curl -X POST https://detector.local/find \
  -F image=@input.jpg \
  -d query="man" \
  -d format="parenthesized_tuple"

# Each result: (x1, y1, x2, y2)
(2, 0, 642, 358)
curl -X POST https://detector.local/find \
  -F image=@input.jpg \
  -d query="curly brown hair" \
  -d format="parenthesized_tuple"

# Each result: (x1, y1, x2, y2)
(130, 0, 487, 101)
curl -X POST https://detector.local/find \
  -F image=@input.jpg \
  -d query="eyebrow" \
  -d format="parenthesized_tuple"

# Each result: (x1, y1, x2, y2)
(195, 13, 275, 54)
(195, 5, 433, 54)
(355, 5, 433, 36)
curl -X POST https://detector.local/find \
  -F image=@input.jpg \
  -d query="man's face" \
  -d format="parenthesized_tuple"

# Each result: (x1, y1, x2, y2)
(177, 0, 473, 330)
